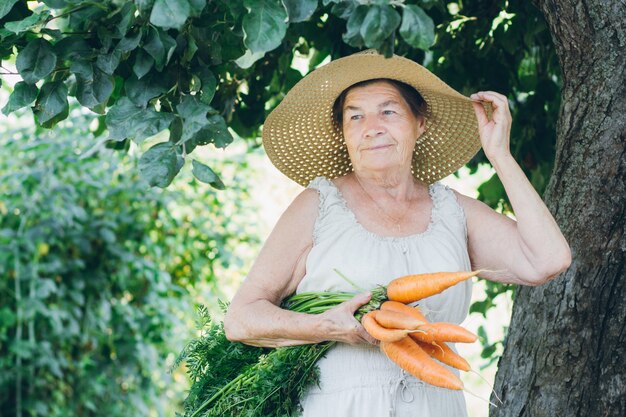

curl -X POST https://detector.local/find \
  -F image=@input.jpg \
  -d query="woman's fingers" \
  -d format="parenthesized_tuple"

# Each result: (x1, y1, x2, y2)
(470, 91, 512, 121)
(343, 291, 372, 314)
(320, 291, 376, 345)
(344, 292, 378, 345)
(469, 90, 513, 162)
(471, 91, 508, 106)
(471, 100, 490, 126)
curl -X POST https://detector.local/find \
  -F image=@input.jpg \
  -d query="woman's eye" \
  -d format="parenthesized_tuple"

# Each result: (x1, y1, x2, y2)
(349, 114, 362, 120)
(383, 110, 396, 115)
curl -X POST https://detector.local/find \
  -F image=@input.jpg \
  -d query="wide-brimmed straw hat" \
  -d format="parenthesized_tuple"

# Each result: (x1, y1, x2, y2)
(262, 50, 491, 186)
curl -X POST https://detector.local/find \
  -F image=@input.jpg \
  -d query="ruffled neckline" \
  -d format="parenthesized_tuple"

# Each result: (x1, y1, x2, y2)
(318, 177, 443, 243)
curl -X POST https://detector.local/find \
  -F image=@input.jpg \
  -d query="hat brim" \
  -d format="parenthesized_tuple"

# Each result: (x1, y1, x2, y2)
(262, 51, 490, 186)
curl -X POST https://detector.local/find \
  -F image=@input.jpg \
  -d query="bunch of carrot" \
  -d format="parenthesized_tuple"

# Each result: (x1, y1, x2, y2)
(361, 270, 482, 391)
(180, 269, 483, 417)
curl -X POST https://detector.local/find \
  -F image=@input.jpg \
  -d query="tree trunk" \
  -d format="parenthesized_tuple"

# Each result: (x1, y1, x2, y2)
(491, 1, 626, 417)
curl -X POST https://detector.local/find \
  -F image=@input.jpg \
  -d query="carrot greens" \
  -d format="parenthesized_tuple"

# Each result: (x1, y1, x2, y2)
(176, 289, 387, 417)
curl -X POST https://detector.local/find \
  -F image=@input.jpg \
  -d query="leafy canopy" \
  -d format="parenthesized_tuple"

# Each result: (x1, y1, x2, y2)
(1, 0, 438, 187)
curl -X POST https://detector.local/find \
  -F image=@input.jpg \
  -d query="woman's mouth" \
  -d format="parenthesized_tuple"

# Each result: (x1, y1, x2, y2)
(364, 144, 393, 151)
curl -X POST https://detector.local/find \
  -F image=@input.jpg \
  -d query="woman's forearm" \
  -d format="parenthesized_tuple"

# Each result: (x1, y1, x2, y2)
(224, 299, 329, 348)
(491, 154, 572, 277)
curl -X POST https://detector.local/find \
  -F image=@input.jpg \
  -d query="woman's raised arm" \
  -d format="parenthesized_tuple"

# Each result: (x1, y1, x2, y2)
(459, 91, 571, 286)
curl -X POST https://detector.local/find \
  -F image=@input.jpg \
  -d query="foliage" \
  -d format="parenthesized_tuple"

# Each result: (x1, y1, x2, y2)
(0, 0, 437, 187)
(0, 107, 259, 416)
(0, 1, 559, 194)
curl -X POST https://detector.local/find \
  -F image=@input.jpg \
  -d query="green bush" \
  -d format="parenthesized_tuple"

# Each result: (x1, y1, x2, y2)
(0, 109, 258, 416)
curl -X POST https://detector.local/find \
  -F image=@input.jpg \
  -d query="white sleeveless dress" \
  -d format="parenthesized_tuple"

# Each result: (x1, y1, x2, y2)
(297, 177, 472, 417)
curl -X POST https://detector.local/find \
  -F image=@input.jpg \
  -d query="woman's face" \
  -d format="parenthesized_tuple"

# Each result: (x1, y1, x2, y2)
(341, 81, 426, 176)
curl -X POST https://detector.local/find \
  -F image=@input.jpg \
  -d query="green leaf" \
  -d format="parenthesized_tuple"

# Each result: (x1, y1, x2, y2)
(481, 344, 497, 359)
(234, 48, 265, 69)
(168, 116, 183, 142)
(197, 67, 217, 104)
(2, 81, 38, 115)
(70, 59, 92, 78)
(282, 0, 317, 23)
(72, 62, 114, 110)
(139, 142, 183, 188)
(116, 30, 142, 53)
(125, 73, 168, 107)
(176, 95, 212, 143)
(242, 0, 288, 54)
(188, 0, 206, 16)
(132, 49, 154, 79)
(95, 50, 121, 75)
(0, 0, 19, 19)
(150, 0, 191, 30)
(191, 114, 233, 148)
(113, 2, 136, 38)
(469, 299, 493, 318)
(33, 81, 68, 126)
(192, 160, 225, 189)
(331, 1, 356, 20)
(106, 97, 176, 143)
(4, 9, 50, 34)
(477, 173, 506, 209)
(16, 38, 57, 84)
(182, 32, 198, 63)
(477, 325, 488, 342)
(399, 4, 435, 50)
(360, 5, 401, 49)
(54, 36, 93, 60)
(143, 26, 177, 71)
(342, 5, 367, 47)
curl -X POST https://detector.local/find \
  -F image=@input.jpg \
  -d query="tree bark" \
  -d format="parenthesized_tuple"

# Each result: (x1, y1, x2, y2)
(491, 1, 626, 417)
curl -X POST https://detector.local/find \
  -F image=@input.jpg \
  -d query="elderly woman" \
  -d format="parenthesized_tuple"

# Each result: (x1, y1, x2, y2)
(224, 51, 571, 417)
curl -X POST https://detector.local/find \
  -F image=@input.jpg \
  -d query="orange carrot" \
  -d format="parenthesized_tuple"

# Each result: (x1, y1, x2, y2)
(361, 311, 413, 342)
(386, 270, 482, 303)
(380, 300, 428, 323)
(409, 322, 478, 344)
(380, 337, 464, 390)
(417, 341, 471, 372)
(374, 309, 425, 330)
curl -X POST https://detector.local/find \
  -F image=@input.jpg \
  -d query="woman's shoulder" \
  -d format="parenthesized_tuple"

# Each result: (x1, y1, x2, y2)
(445, 187, 486, 215)
(289, 186, 321, 213)
(443, 186, 512, 232)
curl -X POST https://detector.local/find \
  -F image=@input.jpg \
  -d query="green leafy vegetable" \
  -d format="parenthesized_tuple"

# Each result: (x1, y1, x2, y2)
(177, 286, 387, 417)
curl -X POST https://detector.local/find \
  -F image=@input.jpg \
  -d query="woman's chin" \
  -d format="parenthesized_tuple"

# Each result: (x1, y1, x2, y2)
(356, 160, 406, 175)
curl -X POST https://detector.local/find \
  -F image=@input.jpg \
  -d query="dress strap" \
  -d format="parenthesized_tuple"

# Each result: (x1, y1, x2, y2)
(429, 182, 468, 242)
(307, 176, 350, 244)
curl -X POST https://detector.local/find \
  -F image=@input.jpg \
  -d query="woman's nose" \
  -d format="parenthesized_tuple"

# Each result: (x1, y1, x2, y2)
(363, 115, 385, 138)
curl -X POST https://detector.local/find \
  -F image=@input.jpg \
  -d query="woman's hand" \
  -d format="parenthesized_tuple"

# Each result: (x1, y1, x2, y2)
(470, 91, 513, 164)
(319, 292, 379, 346)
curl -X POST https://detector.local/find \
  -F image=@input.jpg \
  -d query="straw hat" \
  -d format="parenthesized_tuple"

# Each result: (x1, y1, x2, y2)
(262, 50, 491, 186)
